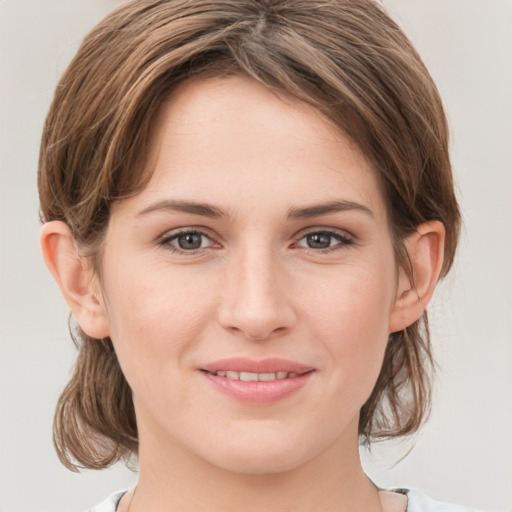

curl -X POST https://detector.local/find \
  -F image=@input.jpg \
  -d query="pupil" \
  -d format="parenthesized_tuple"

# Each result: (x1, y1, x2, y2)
(178, 233, 202, 249)
(307, 233, 331, 248)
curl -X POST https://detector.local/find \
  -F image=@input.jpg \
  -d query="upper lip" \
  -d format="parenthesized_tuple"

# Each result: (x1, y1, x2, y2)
(200, 357, 315, 374)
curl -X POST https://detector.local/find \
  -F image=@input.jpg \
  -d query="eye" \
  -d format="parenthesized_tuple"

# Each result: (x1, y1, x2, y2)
(160, 230, 215, 252)
(296, 230, 353, 251)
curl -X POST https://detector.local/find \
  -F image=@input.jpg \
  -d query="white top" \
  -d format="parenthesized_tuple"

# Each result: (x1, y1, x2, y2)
(87, 488, 480, 512)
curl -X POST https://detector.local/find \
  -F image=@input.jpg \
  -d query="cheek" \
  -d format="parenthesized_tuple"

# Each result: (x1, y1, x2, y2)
(307, 263, 395, 335)
(100, 263, 215, 381)
(301, 262, 396, 386)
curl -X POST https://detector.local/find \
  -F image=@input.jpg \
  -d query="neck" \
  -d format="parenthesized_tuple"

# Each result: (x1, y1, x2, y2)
(125, 418, 382, 512)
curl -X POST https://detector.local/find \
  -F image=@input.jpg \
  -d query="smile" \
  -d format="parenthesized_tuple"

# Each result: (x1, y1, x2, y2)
(200, 359, 315, 404)
(205, 370, 301, 381)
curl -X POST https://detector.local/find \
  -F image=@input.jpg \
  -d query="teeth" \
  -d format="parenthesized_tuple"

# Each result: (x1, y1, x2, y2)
(211, 370, 300, 381)
(258, 372, 276, 381)
(239, 371, 259, 382)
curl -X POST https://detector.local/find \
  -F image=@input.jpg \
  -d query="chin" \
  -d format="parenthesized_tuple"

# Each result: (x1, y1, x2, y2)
(210, 448, 309, 476)
(197, 427, 325, 476)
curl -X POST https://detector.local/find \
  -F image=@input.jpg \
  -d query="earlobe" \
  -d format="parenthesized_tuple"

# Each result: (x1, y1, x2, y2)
(389, 221, 446, 333)
(40, 221, 110, 339)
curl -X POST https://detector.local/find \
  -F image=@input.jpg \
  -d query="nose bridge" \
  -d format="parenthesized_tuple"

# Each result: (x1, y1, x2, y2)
(218, 238, 295, 340)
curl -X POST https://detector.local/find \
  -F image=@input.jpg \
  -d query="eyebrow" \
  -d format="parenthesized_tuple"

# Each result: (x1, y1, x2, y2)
(137, 199, 373, 220)
(287, 200, 373, 219)
(138, 200, 227, 219)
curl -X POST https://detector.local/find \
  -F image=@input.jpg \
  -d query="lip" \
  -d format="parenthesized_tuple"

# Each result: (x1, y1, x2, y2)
(200, 357, 315, 374)
(199, 358, 315, 404)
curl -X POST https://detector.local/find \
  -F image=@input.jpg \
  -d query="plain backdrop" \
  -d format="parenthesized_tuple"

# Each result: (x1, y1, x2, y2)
(1, 1, 511, 511)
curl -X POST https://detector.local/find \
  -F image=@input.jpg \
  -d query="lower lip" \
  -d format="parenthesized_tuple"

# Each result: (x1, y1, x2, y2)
(201, 371, 314, 404)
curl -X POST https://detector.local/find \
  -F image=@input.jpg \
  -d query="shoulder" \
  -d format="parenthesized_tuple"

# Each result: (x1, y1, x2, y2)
(87, 490, 128, 512)
(400, 488, 480, 512)
(85, 487, 482, 512)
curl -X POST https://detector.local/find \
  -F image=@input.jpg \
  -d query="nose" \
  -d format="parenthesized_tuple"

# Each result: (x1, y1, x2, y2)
(217, 244, 297, 341)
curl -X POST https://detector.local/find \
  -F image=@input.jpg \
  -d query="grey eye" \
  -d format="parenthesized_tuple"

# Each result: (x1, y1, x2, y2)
(297, 230, 353, 251)
(161, 230, 214, 252)
(175, 232, 204, 250)
(306, 233, 333, 249)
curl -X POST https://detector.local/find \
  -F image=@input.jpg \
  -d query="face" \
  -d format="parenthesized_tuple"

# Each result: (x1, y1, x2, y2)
(97, 75, 402, 475)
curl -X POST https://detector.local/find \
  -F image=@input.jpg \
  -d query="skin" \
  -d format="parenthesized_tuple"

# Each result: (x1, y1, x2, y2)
(41, 75, 444, 512)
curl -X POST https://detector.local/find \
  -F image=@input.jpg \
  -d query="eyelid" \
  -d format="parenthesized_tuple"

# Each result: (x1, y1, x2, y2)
(155, 225, 355, 255)
(292, 226, 355, 252)
(294, 226, 355, 242)
(157, 227, 219, 253)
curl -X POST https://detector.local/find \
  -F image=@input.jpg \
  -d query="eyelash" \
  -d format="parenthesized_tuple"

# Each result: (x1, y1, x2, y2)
(159, 230, 216, 254)
(294, 230, 354, 254)
(158, 228, 354, 255)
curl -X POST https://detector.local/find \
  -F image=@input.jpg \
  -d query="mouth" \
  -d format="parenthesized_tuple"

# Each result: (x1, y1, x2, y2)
(202, 370, 308, 381)
(199, 358, 315, 404)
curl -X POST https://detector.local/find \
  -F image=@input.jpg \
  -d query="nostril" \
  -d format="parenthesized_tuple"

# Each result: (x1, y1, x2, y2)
(223, 323, 289, 342)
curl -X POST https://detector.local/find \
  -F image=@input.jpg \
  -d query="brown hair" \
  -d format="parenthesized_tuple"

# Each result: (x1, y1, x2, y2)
(38, 0, 460, 471)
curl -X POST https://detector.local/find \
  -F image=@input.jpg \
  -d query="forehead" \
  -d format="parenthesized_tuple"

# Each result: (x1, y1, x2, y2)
(123, 75, 387, 222)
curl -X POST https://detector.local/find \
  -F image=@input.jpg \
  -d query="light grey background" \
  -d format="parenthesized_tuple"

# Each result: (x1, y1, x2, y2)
(1, 1, 511, 511)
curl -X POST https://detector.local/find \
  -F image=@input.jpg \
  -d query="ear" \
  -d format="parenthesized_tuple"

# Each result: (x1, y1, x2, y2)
(40, 221, 110, 339)
(389, 221, 445, 333)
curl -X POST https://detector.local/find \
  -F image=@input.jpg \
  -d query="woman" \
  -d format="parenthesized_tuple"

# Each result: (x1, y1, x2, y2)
(38, 1, 470, 510)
